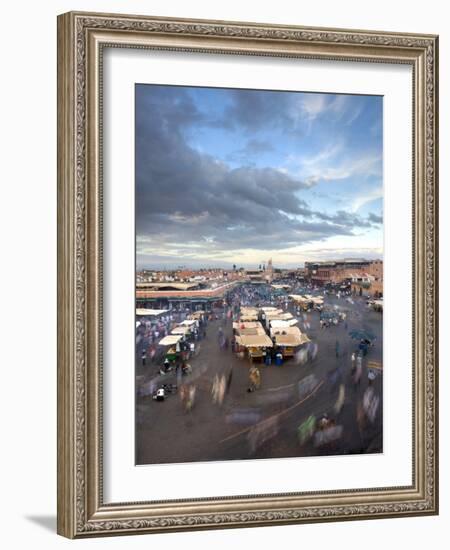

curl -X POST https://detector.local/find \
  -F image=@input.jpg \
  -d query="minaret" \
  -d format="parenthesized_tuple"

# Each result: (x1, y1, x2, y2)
(267, 258, 273, 282)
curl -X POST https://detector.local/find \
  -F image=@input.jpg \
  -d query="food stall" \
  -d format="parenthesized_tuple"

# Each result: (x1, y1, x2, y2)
(171, 325, 191, 337)
(271, 326, 310, 358)
(239, 307, 260, 322)
(234, 333, 273, 362)
(157, 334, 183, 363)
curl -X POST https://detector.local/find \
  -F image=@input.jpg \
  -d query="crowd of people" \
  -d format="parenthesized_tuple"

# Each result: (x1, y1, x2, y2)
(136, 280, 382, 457)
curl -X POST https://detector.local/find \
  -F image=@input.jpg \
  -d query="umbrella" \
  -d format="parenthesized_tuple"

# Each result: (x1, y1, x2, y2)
(348, 329, 376, 341)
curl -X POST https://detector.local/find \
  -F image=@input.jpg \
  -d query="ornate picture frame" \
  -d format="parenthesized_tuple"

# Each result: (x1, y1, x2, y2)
(57, 11, 438, 538)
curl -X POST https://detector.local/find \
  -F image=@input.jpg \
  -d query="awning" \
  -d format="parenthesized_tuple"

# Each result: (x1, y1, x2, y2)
(180, 319, 197, 326)
(158, 334, 183, 346)
(269, 319, 298, 328)
(289, 294, 309, 302)
(136, 308, 169, 316)
(240, 315, 259, 322)
(237, 326, 266, 336)
(274, 331, 310, 347)
(265, 312, 294, 321)
(271, 326, 310, 346)
(240, 307, 259, 316)
(233, 321, 261, 330)
(171, 326, 190, 335)
(235, 333, 273, 348)
(271, 284, 290, 290)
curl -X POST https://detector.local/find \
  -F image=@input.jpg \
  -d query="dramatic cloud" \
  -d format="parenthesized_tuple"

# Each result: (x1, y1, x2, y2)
(135, 85, 383, 268)
(368, 212, 383, 224)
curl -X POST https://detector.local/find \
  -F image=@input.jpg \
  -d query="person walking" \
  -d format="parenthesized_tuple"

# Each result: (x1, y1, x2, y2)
(226, 367, 233, 393)
(354, 354, 362, 387)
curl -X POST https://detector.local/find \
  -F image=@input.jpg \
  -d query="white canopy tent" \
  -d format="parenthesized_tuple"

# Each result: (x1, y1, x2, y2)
(235, 333, 273, 348)
(265, 311, 294, 321)
(269, 319, 299, 329)
(136, 308, 169, 317)
(271, 326, 310, 346)
(158, 334, 183, 346)
(180, 319, 198, 327)
(171, 326, 190, 335)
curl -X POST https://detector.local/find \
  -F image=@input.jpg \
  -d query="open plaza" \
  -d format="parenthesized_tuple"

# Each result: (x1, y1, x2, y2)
(135, 261, 383, 465)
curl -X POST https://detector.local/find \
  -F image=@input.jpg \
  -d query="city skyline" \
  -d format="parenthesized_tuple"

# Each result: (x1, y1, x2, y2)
(136, 255, 384, 273)
(136, 84, 383, 270)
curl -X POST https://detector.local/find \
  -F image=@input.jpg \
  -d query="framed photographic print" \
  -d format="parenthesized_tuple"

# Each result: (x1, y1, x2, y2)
(57, 11, 439, 538)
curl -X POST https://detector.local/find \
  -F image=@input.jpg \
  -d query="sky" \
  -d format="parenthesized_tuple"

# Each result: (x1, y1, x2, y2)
(135, 84, 383, 270)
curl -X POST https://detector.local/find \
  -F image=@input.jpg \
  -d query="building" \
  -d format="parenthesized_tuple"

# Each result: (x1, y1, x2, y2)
(136, 281, 238, 311)
(367, 259, 383, 279)
(304, 259, 383, 286)
(245, 269, 266, 284)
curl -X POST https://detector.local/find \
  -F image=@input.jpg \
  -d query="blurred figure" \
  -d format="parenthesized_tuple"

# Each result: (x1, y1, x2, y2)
(327, 366, 342, 390)
(294, 347, 308, 365)
(226, 408, 261, 426)
(363, 386, 380, 423)
(307, 342, 318, 361)
(297, 415, 316, 445)
(353, 354, 363, 386)
(298, 374, 319, 399)
(334, 383, 345, 415)
(248, 366, 261, 392)
(226, 367, 233, 392)
(247, 416, 279, 453)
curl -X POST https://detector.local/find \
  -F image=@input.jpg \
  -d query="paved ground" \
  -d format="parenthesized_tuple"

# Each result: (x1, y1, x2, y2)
(135, 294, 382, 465)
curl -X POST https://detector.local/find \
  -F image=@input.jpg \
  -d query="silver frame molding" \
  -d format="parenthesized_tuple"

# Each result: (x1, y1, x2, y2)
(57, 11, 439, 538)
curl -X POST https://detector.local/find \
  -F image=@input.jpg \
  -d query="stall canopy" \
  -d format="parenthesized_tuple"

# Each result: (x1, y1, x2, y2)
(271, 284, 291, 290)
(239, 307, 259, 321)
(233, 321, 261, 330)
(171, 326, 190, 335)
(180, 319, 197, 326)
(289, 294, 310, 303)
(269, 319, 298, 328)
(265, 311, 294, 321)
(240, 314, 259, 322)
(136, 308, 169, 316)
(235, 333, 273, 348)
(237, 326, 266, 336)
(272, 326, 310, 347)
(240, 307, 259, 315)
(289, 294, 323, 306)
(158, 334, 183, 346)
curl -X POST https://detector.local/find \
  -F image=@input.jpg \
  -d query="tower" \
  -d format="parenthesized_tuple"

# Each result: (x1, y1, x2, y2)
(266, 258, 273, 282)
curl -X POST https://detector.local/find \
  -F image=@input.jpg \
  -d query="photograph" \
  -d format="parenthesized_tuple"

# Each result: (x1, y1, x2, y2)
(134, 84, 384, 465)
(55, 9, 438, 538)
